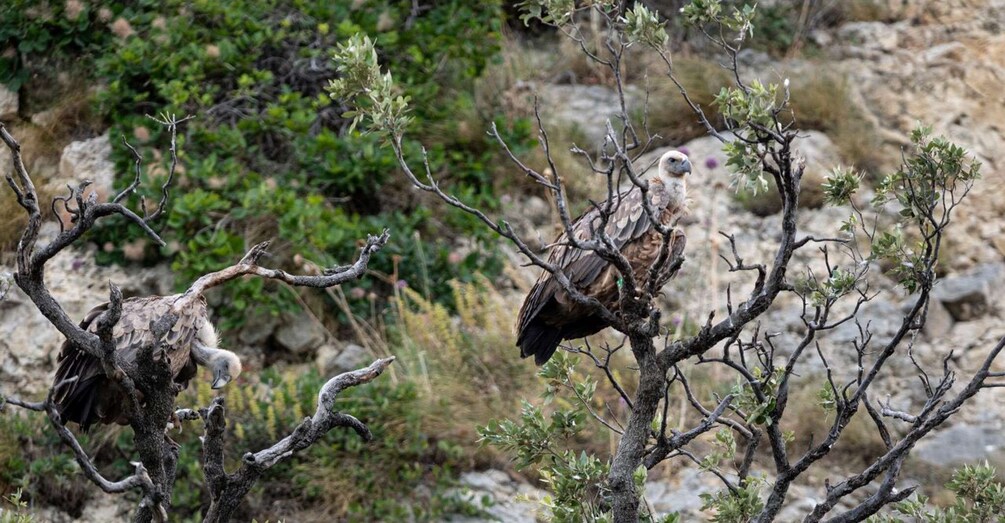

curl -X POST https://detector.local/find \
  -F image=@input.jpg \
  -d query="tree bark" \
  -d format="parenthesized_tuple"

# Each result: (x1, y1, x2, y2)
(608, 331, 664, 521)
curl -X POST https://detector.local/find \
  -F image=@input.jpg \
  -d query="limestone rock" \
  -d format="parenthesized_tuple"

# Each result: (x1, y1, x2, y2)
(441, 469, 545, 523)
(915, 296, 954, 339)
(0, 84, 17, 121)
(58, 133, 115, 201)
(522, 195, 551, 227)
(316, 342, 370, 376)
(932, 263, 1005, 321)
(30, 107, 60, 128)
(838, 22, 900, 53)
(238, 313, 279, 347)
(0, 249, 172, 395)
(538, 83, 642, 147)
(828, 298, 902, 348)
(646, 467, 719, 518)
(913, 422, 1005, 469)
(274, 313, 326, 354)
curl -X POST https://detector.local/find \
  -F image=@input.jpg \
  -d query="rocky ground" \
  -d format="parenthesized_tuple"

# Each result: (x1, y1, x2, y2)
(2, 0, 1005, 521)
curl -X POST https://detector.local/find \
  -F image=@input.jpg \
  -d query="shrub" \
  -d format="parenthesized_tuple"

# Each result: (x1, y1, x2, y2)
(0, 275, 537, 520)
(870, 463, 1005, 522)
(0, 411, 90, 518)
(0, 489, 34, 523)
(1, 0, 530, 330)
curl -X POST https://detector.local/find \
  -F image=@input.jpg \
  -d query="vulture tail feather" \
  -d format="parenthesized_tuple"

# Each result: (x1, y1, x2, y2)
(517, 321, 564, 366)
(55, 375, 103, 432)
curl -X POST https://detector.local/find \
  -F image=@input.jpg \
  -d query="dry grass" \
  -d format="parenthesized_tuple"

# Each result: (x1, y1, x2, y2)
(646, 364, 888, 486)
(385, 275, 542, 459)
(640, 56, 734, 148)
(389, 272, 637, 468)
(779, 376, 888, 469)
(787, 73, 886, 176)
(0, 122, 61, 256)
(733, 169, 827, 217)
(0, 80, 102, 256)
(830, 0, 903, 24)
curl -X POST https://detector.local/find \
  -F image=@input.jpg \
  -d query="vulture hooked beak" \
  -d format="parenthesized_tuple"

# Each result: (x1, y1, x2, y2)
(211, 367, 231, 389)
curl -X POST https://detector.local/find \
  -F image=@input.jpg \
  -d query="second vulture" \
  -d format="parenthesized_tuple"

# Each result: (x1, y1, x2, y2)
(516, 150, 691, 364)
(53, 294, 242, 430)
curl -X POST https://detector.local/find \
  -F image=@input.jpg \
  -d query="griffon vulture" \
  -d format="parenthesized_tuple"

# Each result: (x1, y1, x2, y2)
(53, 295, 241, 430)
(516, 150, 691, 364)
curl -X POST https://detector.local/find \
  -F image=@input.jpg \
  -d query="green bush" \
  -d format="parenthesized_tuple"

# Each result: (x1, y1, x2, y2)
(870, 463, 1005, 523)
(1, 0, 529, 328)
(0, 369, 489, 521)
(0, 412, 91, 518)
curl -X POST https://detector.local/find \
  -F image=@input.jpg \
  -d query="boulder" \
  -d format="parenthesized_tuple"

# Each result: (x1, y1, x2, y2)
(932, 263, 1005, 321)
(913, 422, 1005, 469)
(274, 313, 326, 355)
(538, 83, 642, 146)
(444, 469, 545, 523)
(901, 295, 954, 340)
(316, 342, 370, 376)
(522, 195, 551, 227)
(58, 133, 115, 200)
(238, 313, 279, 347)
(646, 467, 717, 518)
(838, 22, 900, 53)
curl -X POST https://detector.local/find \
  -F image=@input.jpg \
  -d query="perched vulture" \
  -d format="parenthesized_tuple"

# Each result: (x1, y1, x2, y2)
(516, 150, 691, 364)
(53, 295, 241, 430)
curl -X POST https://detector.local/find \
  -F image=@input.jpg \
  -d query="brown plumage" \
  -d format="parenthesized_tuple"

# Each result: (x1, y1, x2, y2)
(52, 294, 229, 430)
(516, 150, 691, 364)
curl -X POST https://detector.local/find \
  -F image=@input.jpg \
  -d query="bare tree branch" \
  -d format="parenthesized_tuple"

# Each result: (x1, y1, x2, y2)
(200, 358, 395, 522)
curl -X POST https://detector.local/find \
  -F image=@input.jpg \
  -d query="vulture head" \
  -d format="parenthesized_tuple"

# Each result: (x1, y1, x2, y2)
(191, 320, 242, 389)
(658, 150, 692, 179)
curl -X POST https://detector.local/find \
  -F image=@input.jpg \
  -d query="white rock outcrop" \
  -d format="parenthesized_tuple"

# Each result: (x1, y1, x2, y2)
(57, 132, 115, 200)
(0, 84, 17, 121)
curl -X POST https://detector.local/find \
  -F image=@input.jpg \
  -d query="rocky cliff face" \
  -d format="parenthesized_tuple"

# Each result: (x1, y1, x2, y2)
(826, 0, 1005, 269)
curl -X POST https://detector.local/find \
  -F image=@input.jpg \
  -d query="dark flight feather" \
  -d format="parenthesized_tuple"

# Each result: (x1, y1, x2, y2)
(52, 295, 207, 430)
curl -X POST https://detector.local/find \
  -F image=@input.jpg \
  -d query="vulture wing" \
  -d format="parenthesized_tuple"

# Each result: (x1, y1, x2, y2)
(516, 184, 673, 364)
(53, 295, 206, 430)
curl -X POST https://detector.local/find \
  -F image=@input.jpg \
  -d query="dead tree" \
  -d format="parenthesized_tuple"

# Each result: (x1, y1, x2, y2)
(331, 1, 1003, 521)
(0, 117, 393, 523)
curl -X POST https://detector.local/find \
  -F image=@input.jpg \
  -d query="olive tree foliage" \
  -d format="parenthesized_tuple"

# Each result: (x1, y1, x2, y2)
(331, 1, 1002, 521)
(0, 118, 393, 523)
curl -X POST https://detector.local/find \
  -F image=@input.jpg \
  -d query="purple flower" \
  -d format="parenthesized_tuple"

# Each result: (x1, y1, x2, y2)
(705, 157, 720, 170)
(678, 146, 690, 156)
(670, 314, 683, 327)
(395, 280, 409, 290)
(71, 259, 85, 271)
